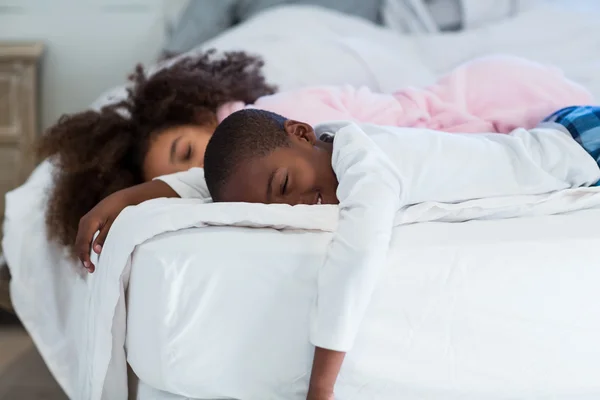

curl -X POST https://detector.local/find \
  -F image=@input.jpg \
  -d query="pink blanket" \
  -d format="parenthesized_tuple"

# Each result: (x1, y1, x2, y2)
(217, 55, 593, 133)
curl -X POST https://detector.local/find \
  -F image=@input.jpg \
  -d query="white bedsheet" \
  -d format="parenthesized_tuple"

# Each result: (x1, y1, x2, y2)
(4, 3, 600, 399)
(76, 188, 600, 400)
(126, 206, 600, 400)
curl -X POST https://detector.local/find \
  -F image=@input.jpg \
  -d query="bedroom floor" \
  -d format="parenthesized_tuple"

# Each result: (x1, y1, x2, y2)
(0, 311, 67, 400)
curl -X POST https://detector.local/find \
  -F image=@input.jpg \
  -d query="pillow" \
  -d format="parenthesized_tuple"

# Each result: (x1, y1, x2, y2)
(382, 0, 543, 34)
(164, 0, 384, 54)
(93, 5, 434, 110)
(236, 0, 383, 24)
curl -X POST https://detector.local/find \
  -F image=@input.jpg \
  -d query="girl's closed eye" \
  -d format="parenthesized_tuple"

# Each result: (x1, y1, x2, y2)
(183, 144, 193, 161)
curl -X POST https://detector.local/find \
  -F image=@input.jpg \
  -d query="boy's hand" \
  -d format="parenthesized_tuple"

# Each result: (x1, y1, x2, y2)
(306, 388, 334, 400)
(75, 180, 179, 272)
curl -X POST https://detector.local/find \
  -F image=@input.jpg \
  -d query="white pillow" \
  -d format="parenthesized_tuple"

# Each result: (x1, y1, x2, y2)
(91, 5, 434, 110)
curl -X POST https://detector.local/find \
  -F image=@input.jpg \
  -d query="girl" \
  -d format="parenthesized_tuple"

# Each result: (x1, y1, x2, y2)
(38, 50, 592, 256)
(37, 50, 276, 253)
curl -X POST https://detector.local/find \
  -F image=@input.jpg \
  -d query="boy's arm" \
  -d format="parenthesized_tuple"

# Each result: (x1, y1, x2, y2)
(307, 347, 345, 400)
(308, 124, 402, 397)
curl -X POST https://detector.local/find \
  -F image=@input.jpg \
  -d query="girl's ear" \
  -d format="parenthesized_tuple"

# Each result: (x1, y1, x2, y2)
(284, 120, 317, 144)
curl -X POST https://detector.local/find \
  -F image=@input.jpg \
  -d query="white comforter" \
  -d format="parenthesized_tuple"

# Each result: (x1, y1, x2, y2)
(85, 188, 600, 400)
(3, 2, 600, 399)
(125, 205, 600, 400)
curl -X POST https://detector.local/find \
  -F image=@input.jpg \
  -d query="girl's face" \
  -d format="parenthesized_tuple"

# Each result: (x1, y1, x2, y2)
(143, 123, 216, 180)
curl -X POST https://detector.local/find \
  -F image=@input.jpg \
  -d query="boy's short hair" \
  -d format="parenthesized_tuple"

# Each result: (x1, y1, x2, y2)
(204, 109, 290, 201)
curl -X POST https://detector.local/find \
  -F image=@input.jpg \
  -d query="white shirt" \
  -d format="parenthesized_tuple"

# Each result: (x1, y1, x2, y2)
(157, 122, 600, 351)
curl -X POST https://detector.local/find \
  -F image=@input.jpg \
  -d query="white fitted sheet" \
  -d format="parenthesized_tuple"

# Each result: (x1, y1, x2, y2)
(126, 209, 600, 400)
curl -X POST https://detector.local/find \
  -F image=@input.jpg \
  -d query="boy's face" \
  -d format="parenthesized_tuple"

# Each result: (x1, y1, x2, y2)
(219, 121, 339, 205)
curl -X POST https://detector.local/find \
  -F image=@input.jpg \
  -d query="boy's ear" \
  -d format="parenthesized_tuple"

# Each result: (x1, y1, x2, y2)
(284, 120, 317, 144)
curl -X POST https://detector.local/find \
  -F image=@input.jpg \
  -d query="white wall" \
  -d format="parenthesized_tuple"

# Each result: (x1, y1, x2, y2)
(0, 0, 188, 130)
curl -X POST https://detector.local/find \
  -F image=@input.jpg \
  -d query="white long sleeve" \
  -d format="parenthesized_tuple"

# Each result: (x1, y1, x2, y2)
(154, 168, 210, 200)
(366, 124, 600, 205)
(310, 124, 402, 351)
(311, 122, 600, 352)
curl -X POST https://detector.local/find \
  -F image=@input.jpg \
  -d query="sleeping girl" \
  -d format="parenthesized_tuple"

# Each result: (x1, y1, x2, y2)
(38, 49, 592, 258)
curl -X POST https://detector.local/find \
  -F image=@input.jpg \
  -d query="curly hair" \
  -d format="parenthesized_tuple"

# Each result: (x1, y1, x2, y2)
(37, 49, 277, 255)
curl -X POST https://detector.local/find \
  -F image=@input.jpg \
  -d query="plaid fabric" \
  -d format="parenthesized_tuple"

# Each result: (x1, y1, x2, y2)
(320, 132, 335, 144)
(542, 106, 600, 165)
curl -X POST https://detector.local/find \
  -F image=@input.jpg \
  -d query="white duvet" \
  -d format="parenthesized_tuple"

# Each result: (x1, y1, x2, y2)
(125, 204, 600, 400)
(87, 188, 600, 400)
(4, 2, 600, 399)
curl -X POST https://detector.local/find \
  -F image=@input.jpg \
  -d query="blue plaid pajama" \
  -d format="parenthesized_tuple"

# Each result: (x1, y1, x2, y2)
(542, 105, 600, 166)
(541, 105, 600, 186)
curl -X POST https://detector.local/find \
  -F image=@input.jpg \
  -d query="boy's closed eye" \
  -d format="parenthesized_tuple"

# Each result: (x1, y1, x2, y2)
(267, 168, 289, 202)
(281, 172, 289, 195)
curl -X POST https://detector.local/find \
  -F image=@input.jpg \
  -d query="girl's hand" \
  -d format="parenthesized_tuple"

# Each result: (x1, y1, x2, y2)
(74, 180, 179, 272)
(75, 191, 134, 273)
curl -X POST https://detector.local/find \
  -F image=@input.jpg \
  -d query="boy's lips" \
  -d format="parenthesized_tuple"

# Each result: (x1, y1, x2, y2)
(314, 192, 323, 205)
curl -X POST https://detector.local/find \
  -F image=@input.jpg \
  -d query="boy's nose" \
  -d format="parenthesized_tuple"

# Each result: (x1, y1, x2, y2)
(279, 191, 315, 206)
(280, 193, 305, 206)
(300, 192, 317, 205)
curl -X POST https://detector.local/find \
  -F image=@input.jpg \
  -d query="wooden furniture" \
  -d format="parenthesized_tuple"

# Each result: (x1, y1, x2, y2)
(0, 42, 44, 313)
(0, 256, 11, 313)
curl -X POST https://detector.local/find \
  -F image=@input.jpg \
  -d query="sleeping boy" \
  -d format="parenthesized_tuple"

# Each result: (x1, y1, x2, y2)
(76, 105, 600, 399)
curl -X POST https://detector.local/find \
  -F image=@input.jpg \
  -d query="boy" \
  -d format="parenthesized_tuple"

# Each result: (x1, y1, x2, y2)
(76, 106, 600, 400)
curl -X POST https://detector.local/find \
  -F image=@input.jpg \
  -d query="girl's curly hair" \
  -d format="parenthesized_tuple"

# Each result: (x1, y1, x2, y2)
(37, 50, 277, 255)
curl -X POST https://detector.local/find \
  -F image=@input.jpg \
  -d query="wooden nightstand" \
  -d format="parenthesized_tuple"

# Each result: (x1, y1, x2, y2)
(0, 255, 11, 313)
(0, 42, 44, 313)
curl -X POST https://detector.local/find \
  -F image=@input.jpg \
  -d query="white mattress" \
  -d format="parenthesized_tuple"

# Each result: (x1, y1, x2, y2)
(126, 210, 600, 400)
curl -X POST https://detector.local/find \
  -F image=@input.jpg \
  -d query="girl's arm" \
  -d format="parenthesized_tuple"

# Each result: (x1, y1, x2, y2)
(75, 179, 179, 272)
(76, 167, 210, 271)
(153, 167, 211, 199)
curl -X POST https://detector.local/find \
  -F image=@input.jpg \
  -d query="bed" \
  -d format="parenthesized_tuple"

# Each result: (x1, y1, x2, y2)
(3, 3, 600, 400)
(124, 208, 600, 399)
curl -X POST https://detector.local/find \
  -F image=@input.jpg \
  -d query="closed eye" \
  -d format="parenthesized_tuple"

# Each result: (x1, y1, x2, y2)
(183, 145, 192, 161)
(281, 173, 289, 195)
